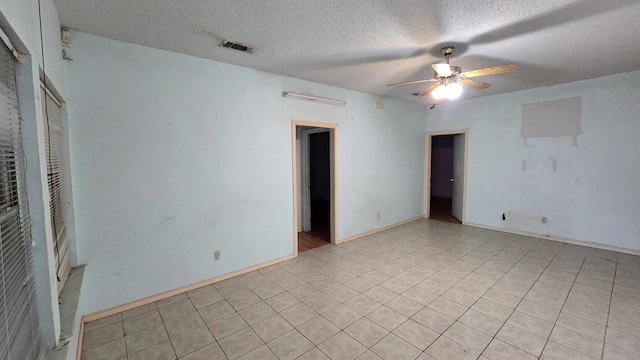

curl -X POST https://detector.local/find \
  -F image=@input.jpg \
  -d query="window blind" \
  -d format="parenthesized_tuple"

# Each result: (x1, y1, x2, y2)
(40, 85, 70, 293)
(0, 41, 41, 359)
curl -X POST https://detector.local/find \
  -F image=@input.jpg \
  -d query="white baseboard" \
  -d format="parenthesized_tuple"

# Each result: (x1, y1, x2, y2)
(337, 216, 425, 244)
(465, 222, 640, 256)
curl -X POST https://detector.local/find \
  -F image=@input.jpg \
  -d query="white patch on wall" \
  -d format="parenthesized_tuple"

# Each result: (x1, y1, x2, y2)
(521, 97, 582, 145)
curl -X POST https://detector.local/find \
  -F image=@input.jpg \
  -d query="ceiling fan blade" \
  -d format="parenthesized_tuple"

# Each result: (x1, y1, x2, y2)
(387, 79, 438, 87)
(417, 83, 441, 97)
(432, 63, 452, 77)
(459, 78, 491, 90)
(461, 64, 519, 78)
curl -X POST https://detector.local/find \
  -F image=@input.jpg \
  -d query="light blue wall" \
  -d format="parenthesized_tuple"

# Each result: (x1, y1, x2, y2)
(64, 32, 426, 314)
(426, 71, 640, 251)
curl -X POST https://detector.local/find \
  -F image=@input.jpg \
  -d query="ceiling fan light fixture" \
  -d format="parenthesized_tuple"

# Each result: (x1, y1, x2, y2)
(444, 83, 463, 99)
(431, 84, 446, 100)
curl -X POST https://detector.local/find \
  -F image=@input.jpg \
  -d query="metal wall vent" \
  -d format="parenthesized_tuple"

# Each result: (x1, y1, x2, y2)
(220, 40, 252, 53)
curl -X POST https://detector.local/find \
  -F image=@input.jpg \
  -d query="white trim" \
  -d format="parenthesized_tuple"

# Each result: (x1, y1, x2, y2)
(301, 128, 331, 232)
(292, 120, 338, 256)
(424, 129, 469, 224)
(283, 92, 346, 106)
(338, 216, 424, 244)
(466, 222, 640, 256)
(0, 26, 21, 61)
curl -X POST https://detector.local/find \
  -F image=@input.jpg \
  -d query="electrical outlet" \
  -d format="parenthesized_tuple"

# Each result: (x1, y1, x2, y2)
(541, 216, 547, 224)
(377, 211, 381, 219)
(214, 250, 220, 261)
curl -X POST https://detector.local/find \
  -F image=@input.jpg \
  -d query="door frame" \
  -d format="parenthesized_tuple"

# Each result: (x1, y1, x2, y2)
(424, 129, 469, 224)
(292, 120, 338, 256)
(301, 127, 331, 232)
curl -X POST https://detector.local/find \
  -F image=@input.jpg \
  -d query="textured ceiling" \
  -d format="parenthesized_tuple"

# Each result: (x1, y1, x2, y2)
(52, 0, 640, 104)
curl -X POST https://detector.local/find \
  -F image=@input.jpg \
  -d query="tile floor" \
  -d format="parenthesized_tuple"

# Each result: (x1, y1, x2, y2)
(80, 219, 640, 360)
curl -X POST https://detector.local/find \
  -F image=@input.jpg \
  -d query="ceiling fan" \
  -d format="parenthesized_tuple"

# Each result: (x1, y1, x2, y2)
(387, 46, 519, 100)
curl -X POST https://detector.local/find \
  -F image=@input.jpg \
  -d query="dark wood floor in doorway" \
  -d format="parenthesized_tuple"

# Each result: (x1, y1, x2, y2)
(298, 230, 330, 252)
(429, 196, 461, 224)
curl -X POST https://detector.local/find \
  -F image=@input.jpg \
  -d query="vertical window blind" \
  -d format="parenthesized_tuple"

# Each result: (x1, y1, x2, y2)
(0, 42, 41, 358)
(41, 84, 70, 293)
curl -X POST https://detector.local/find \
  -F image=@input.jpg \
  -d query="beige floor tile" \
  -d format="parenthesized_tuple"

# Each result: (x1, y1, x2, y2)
(392, 319, 438, 350)
(217, 283, 251, 298)
(366, 306, 407, 331)
(402, 286, 438, 306)
(323, 305, 363, 329)
(189, 290, 224, 309)
(481, 339, 536, 360)
(125, 323, 168, 354)
(83, 322, 124, 350)
(556, 312, 605, 340)
(411, 307, 455, 334)
(428, 297, 468, 319)
(251, 314, 293, 343)
(515, 300, 558, 323)
(561, 301, 608, 325)
(179, 342, 227, 360)
(457, 309, 503, 336)
(169, 325, 215, 358)
(471, 298, 512, 322)
(198, 301, 235, 324)
(370, 333, 421, 360)
(280, 303, 318, 327)
(84, 314, 122, 332)
(603, 343, 640, 360)
(540, 341, 594, 360)
(291, 284, 323, 301)
(207, 313, 248, 340)
(482, 289, 520, 309)
(252, 283, 286, 300)
(605, 326, 640, 354)
(237, 301, 276, 325)
(425, 336, 479, 360)
(265, 292, 301, 312)
(326, 285, 360, 302)
(304, 293, 341, 314)
(218, 327, 264, 360)
(496, 323, 546, 356)
(441, 288, 480, 307)
(128, 340, 175, 360)
(344, 278, 376, 293)
(363, 286, 397, 304)
(297, 348, 331, 360)
(268, 329, 315, 360)
(122, 303, 158, 320)
(344, 295, 382, 316)
(385, 295, 423, 317)
(236, 344, 278, 360)
(344, 318, 389, 347)
(227, 291, 262, 311)
(297, 316, 340, 345)
(157, 293, 188, 308)
(444, 322, 492, 354)
(81, 338, 127, 360)
(356, 350, 383, 360)
(318, 332, 367, 360)
(549, 325, 603, 359)
(164, 311, 205, 337)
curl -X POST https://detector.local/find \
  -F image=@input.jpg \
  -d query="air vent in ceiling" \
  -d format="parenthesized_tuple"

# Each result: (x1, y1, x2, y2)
(220, 40, 252, 53)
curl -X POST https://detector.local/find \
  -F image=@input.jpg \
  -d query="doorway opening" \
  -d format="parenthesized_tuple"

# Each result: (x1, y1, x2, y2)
(425, 130, 468, 224)
(292, 121, 338, 254)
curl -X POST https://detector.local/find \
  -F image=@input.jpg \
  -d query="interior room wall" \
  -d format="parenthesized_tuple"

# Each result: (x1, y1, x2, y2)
(64, 32, 426, 315)
(430, 135, 454, 198)
(425, 70, 640, 252)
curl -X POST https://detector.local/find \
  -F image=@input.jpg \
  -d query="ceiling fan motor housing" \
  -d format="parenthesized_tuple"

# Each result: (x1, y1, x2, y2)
(434, 65, 462, 79)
